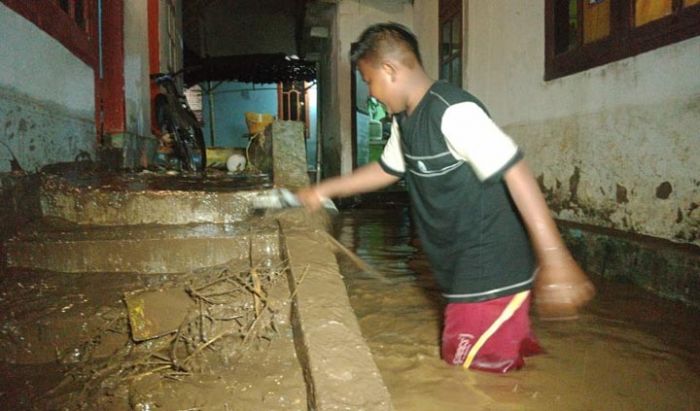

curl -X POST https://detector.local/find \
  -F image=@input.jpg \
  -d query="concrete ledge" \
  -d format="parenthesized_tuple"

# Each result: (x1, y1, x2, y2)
(40, 186, 260, 226)
(279, 214, 393, 411)
(560, 220, 700, 308)
(6, 223, 280, 273)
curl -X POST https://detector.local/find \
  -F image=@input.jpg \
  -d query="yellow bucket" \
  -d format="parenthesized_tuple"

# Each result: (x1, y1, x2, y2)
(245, 112, 274, 134)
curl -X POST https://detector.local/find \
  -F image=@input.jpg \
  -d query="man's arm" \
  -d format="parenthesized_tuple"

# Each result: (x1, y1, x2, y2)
(297, 162, 400, 211)
(504, 159, 595, 320)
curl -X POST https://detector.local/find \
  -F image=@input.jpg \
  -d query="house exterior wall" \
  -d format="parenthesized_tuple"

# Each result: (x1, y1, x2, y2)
(0, 3, 95, 173)
(464, 1, 699, 245)
(335, 0, 413, 175)
(413, 0, 439, 80)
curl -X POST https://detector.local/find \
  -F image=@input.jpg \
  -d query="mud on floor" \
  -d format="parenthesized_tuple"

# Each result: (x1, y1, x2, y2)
(0, 258, 307, 410)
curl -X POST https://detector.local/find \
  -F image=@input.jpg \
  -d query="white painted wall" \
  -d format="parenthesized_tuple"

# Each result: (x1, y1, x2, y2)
(465, 1, 700, 244)
(413, 0, 439, 80)
(336, 0, 414, 175)
(0, 3, 95, 172)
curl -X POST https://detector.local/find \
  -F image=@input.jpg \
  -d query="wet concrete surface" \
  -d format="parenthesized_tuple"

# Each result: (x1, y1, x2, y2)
(335, 206, 700, 410)
(6, 220, 281, 273)
(38, 166, 272, 193)
(0, 169, 393, 410)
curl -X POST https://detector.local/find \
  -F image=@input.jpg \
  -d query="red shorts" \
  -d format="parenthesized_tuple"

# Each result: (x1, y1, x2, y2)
(441, 291, 542, 373)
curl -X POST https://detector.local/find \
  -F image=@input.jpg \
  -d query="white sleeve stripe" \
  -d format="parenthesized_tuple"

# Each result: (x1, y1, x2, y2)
(405, 151, 453, 160)
(429, 90, 450, 107)
(407, 161, 463, 178)
(379, 117, 405, 173)
(441, 102, 518, 181)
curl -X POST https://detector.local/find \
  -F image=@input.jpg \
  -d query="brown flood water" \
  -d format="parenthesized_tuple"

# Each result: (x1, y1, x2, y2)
(334, 206, 700, 411)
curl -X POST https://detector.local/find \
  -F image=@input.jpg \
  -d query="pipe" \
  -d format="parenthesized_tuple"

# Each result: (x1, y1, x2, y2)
(98, 0, 103, 79)
(207, 80, 216, 146)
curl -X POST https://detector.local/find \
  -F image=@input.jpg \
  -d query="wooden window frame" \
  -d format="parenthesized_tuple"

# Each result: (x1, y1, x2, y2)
(545, 0, 700, 80)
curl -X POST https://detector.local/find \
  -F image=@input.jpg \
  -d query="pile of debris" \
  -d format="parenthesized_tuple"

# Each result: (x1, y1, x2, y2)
(46, 259, 291, 409)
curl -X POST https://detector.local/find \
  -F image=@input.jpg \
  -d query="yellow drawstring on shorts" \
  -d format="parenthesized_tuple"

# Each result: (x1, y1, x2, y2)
(462, 290, 530, 370)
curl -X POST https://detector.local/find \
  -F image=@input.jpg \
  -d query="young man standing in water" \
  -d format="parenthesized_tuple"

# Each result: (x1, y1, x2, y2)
(297, 23, 594, 372)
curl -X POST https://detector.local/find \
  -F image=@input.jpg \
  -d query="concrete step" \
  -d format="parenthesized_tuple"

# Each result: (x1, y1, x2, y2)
(5, 222, 281, 273)
(40, 184, 264, 226)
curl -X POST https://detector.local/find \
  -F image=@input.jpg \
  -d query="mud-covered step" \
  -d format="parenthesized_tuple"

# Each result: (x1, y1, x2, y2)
(40, 186, 264, 226)
(5, 222, 281, 273)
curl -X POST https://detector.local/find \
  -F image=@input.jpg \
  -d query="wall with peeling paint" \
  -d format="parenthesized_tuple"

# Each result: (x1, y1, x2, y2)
(464, 1, 699, 246)
(0, 4, 96, 173)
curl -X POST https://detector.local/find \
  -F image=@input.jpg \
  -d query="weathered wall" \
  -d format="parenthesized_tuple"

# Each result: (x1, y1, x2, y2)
(0, 3, 96, 173)
(465, 1, 700, 246)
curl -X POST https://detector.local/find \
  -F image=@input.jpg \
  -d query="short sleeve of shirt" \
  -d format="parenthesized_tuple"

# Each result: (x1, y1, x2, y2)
(379, 117, 405, 176)
(441, 102, 519, 182)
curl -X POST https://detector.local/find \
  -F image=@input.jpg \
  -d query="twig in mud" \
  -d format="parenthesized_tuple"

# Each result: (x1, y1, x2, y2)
(171, 319, 187, 371)
(289, 264, 311, 301)
(251, 266, 262, 316)
(124, 364, 172, 381)
(192, 271, 237, 292)
(182, 323, 251, 365)
(226, 276, 268, 305)
(186, 285, 217, 305)
(150, 352, 171, 363)
(242, 302, 269, 345)
(198, 299, 205, 342)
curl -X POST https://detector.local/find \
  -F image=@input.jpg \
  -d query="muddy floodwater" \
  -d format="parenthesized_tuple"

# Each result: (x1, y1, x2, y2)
(334, 205, 700, 411)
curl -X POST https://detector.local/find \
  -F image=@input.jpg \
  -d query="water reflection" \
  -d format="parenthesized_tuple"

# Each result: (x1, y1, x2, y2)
(334, 207, 700, 411)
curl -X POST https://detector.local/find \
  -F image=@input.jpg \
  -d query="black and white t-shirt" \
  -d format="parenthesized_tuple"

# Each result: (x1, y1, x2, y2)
(379, 81, 536, 303)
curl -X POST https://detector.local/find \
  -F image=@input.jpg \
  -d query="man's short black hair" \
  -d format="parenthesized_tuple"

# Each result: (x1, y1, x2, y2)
(351, 22, 423, 67)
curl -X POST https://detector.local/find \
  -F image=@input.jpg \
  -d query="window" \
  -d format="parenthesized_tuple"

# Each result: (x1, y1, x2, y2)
(546, 0, 700, 80)
(278, 81, 309, 138)
(439, 0, 462, 87)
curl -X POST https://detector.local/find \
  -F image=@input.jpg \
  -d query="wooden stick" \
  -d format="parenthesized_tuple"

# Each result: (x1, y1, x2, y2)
(289, 264, 310, 300)
(251, 266, 262, 316)
(318, 231, 387, 281)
